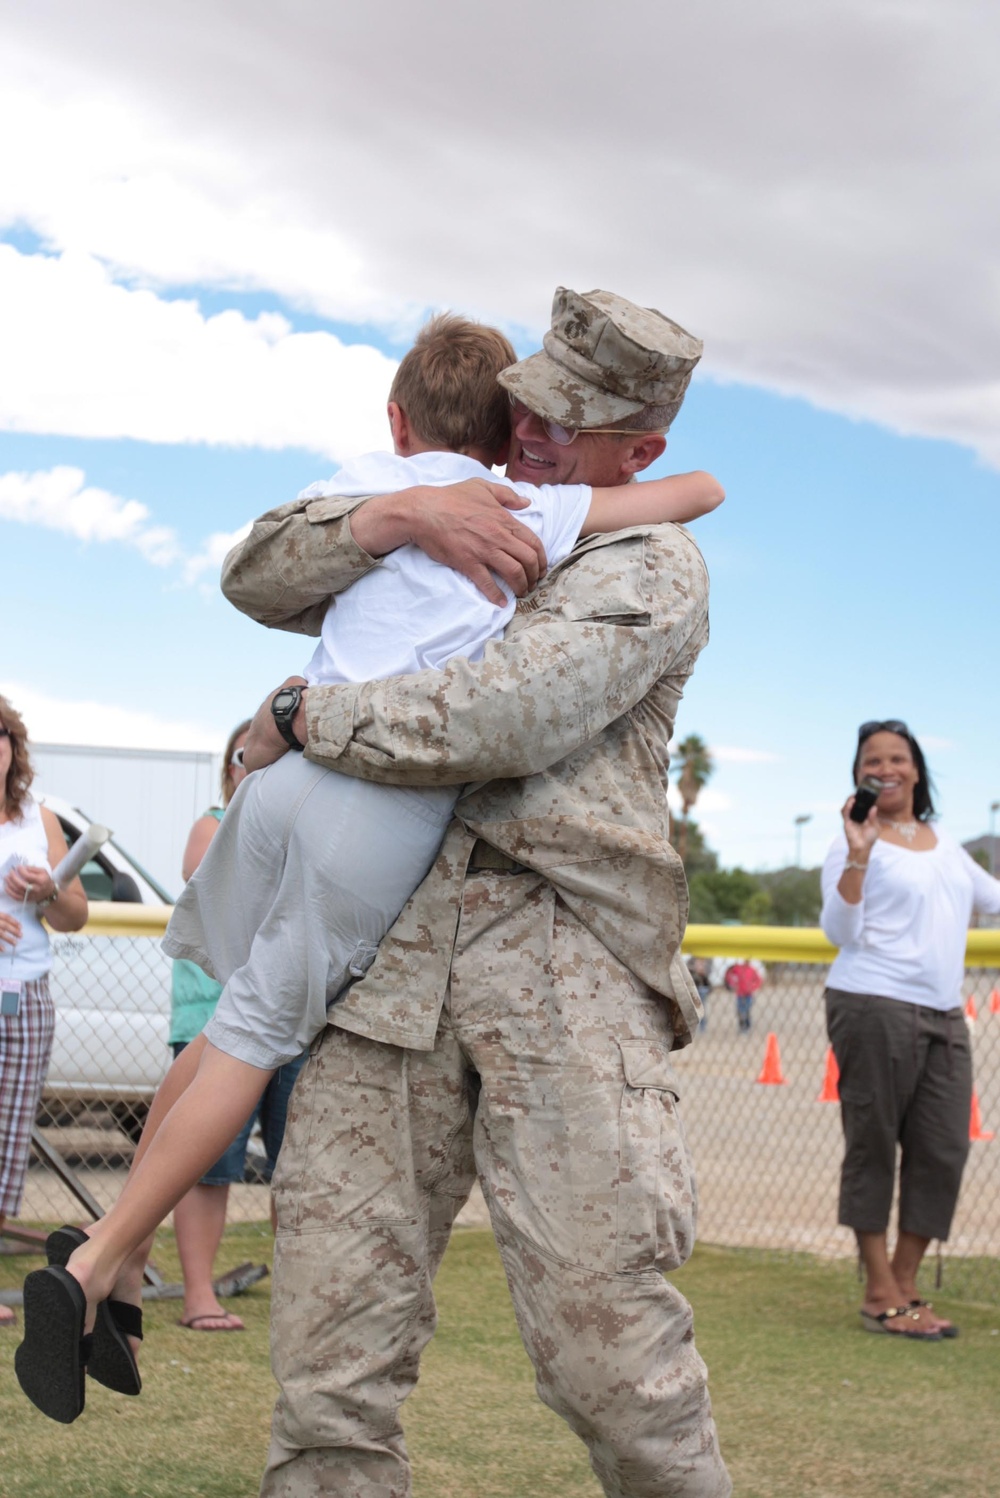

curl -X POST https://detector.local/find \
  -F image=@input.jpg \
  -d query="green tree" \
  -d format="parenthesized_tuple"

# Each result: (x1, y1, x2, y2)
(678, 817, 718, 877)
(687, 867, 764, 924)
(672, 734, 714, 867)
(739, 888, 774, 925)
(756, 866, 823, 926)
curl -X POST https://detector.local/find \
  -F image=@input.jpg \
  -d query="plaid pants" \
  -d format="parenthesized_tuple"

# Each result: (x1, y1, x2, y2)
(0, 976, 55, 1217)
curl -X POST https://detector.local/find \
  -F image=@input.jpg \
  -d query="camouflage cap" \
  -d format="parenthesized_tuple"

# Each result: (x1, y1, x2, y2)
(498, 287, 703, 431)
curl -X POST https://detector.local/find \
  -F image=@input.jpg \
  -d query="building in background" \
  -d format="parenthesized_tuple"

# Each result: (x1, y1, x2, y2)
(32, 743, 220, 901)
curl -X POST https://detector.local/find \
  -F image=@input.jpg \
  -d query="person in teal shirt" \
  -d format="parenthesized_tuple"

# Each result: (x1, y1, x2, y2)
(169, 721, 305, 1331)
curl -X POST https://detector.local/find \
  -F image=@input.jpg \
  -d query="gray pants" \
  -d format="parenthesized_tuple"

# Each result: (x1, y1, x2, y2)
(164, 752, 455, 1069)
(825, 988, 972, 1239)
(262, 873, 730, 1498)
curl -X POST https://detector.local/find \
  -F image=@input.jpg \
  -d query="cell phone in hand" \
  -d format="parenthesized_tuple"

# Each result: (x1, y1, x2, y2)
(849, 776, 884, 823)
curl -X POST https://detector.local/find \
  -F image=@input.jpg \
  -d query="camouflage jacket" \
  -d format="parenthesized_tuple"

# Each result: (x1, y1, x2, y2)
(222, 492, 709, 1049)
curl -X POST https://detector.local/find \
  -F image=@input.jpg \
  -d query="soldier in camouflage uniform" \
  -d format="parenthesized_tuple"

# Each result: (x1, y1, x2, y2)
(225, 288, 731, 1498)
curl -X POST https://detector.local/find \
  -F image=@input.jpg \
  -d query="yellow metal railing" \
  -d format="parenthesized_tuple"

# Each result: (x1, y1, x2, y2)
(682, 924, 1000, 965)
(77, 904, 1000, 966)
(73, 902, 176, 938)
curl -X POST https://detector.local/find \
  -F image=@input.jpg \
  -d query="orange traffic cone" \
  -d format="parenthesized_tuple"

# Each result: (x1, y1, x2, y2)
(817, 1046, 840, 1102)
(756, 1032, 787, 1086)
(989, 988, 1000, 1015)
(964, 994, 978, 1023)
(969, 1090, 995, 1142)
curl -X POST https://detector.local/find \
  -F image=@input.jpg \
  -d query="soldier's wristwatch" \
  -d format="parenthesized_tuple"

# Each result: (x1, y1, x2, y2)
(271, 685, 306, 751)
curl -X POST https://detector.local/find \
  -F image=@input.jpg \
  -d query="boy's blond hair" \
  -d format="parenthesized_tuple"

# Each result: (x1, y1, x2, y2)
(389, 313, 516, 459)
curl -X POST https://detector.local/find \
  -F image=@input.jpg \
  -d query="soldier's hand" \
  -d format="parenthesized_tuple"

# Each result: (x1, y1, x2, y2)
(350, 483, 547, 606)
(244, 677, 309, 772)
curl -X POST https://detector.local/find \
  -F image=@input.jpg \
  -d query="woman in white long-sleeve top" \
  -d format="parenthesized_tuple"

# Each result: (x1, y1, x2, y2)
(821, 720, 1000, 1342)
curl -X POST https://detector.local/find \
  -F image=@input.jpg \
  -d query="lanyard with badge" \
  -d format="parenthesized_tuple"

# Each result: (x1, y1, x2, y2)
(1, 858, 31, 1016)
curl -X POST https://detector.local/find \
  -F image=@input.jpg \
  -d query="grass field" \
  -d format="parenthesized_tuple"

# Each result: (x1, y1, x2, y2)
(2, 1225, 998, 1498)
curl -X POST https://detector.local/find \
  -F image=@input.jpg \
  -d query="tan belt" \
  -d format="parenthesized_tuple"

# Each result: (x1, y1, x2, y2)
(468, 839, 529, 875)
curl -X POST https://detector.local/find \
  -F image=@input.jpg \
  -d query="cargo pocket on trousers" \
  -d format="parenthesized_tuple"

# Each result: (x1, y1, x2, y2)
(616, 1040, 696, 1275)
(836, 1084, 874, 1154)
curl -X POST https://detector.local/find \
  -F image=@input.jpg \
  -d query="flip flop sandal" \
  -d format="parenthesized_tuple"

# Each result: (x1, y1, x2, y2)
(46, 1225, 143, 1396)
(178, 1312, 246, 1332)
(909, 1297, 959, 1338)
(15, 1266, 91, 1423)
(859, 1305, 942, 1341)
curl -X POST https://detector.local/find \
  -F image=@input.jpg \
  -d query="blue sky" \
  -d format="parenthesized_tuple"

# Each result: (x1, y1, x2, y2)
(2, 2, 998, 871)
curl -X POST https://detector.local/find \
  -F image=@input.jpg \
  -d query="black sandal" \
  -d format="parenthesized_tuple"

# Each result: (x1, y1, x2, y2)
(859, 1305, 942, 1341)
(15, 1266, 91, 1423)
(46, 1225, 143, 1395)
(909, 1297, 959, 1339)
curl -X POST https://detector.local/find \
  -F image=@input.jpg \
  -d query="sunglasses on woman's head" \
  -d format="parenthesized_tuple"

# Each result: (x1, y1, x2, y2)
(858, 719, 909, 741)
(0, 727, 9, 739)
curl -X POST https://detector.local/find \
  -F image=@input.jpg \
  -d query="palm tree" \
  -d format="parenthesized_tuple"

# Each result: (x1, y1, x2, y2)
(672, 734, 714, 867)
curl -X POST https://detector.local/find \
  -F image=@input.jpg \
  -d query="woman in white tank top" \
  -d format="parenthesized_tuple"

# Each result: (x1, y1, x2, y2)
(0, 696, 88, 1327)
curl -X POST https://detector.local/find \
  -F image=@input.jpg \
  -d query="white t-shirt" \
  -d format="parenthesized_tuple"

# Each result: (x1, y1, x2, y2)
(300, 451, 591, 685)
(820, 829, 1000, 1010)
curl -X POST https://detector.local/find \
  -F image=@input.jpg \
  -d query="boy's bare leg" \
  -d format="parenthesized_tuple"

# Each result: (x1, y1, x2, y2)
(60, 1036, 217, 1333)
(63, 1041, 272, 1332)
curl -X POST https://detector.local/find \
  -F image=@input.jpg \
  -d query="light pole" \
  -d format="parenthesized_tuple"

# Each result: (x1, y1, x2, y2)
(794, 814, 812, 869)
(990, 801, 999, 877)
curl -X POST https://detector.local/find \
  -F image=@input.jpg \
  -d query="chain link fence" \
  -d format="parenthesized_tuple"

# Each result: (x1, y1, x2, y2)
(22, 905, 274, 1229)
(679, 925, 1000, 1303)
(12, 910, 1000, 1301)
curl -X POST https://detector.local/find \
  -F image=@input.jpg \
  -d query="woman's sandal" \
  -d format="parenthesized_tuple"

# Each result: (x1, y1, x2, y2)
(859, 1305, 942, 1341)
(909, 1297, 959, 1338)
(45, 1225, 143, 1395)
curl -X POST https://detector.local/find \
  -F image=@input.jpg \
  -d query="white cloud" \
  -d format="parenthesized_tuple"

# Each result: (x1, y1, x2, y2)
(1, 3, 999, 463)
(708, 746, 783, 765)
(0, 679, 221, 751)
(182, 523, 253, 586)
(0, 247, 396, 458)
(0, 464, 181, 564)
(0, 465, 252, 587)
(667, 785, 733, 814)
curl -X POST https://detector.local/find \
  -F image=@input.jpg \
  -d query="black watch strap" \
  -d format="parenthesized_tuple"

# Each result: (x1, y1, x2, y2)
(271, 686, 306, 751)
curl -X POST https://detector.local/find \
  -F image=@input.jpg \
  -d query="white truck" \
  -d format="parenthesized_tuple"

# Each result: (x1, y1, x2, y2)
(39, 793, 176, 1141)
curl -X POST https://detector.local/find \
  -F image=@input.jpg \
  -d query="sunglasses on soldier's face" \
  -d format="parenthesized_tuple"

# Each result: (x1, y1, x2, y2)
(508, 396, 664, 448)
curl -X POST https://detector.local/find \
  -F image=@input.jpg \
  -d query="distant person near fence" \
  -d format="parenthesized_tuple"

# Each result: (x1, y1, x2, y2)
(0, 696, 88, 1328)
(821, 719, 1000, 1340)
(725, 959, 762, 1033)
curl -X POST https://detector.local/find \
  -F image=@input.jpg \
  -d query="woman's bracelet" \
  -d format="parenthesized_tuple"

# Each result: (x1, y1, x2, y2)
(844, 860, 869, 873)
(36, 887, 59, 909)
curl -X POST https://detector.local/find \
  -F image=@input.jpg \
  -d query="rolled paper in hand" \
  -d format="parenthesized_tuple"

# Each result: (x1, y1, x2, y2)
(50, 824, 112, 888)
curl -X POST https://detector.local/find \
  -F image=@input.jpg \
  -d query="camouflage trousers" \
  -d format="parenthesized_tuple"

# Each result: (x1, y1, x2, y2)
(261, 873, 730, 1498)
